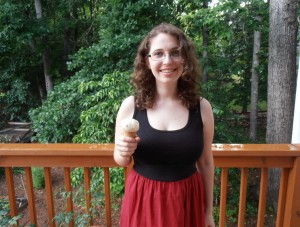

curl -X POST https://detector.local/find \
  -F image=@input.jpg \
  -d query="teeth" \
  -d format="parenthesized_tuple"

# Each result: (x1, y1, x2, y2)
(161, 69, 174, 73)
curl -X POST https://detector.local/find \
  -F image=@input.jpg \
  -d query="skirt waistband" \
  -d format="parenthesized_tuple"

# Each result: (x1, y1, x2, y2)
(133, 162, 197, 182)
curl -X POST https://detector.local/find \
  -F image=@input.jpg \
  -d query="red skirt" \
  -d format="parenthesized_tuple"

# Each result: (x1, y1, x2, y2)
(120, 169, 205, 227)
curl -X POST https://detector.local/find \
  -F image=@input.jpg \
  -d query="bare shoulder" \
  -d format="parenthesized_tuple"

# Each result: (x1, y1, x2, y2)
(199, 97, 212, 112)
(120, 96, 135, 109)
(199, 97, 214, 122)
(117, 96, 135, 119)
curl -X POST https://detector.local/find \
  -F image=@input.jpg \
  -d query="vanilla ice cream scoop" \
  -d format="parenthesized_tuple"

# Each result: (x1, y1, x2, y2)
(121, 118, 139, 137)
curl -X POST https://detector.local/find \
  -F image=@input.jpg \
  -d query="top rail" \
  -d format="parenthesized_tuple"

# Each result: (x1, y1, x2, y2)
(0, 143, 117, 167)
(1, 143, 300, 167)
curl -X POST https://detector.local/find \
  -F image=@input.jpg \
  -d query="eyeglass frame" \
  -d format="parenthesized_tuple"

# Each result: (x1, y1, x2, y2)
(146, 50, 183, 62)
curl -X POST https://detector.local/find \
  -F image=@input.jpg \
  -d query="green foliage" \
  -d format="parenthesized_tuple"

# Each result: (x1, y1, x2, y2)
(0, 2, 42, 123)
(214, 167, 260, 225)
(54, 166, 125, 226)
(13, 167, 24, 175)
(29, 0, 178, 143)
(53, 211, 76, 227)
(32, 167, 45, 189)
(53, 188, 94, 227)
(0, 78, 39, 122)
(203, 81, 248, 143)
(30, 70, 131, 144)
(0, 167, 23, 179)
(109, 168, 125, 196)
(29, 74, 98, 143)
(68, 0, 179, 79)
(0, 197, 23, 227)
(71, 167, 125, 197)
(73, 71, 132, 143)
(0, 1, 104, 124)
(179, 0, 269, 114)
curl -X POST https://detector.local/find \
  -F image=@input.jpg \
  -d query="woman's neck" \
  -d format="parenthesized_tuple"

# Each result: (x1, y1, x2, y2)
(155, 82, 178, 101)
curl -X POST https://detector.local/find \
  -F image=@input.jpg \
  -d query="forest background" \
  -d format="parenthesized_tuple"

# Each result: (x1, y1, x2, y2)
(0, 0, 298, 144)
(0, 0, 299, 225)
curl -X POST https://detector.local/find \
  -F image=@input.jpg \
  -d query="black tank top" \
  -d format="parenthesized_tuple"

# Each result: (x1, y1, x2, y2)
(133, 102, 204, 181)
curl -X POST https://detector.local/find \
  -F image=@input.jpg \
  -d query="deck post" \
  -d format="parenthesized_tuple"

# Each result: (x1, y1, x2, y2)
(283, 157, 300, 226)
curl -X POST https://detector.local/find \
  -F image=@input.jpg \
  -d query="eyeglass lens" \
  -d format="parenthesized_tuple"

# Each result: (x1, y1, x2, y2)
(149, 50, 181, 61)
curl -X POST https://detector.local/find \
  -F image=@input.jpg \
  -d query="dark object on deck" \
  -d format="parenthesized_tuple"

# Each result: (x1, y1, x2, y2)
(0, 122, 34, 143)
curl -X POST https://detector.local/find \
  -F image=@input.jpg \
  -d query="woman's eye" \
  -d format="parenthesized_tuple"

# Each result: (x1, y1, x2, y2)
(153, 52, 163, 57)
(171, 51, 180, 57)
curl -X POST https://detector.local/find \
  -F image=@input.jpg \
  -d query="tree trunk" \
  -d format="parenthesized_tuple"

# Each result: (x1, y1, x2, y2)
(292, 48, 300, 143)
(267, 0, 297, 143)
(266, 0, 298, 209)
(87, 1, 94, 45)
(202, 0, 209, 84)
(36, 75, 45, 102)
(34, 0, 53, 94)
(64, 13, 71, 78)
(250, 22, 262, 141)
(73, 1, 79, 51)
(29, 32, 46, 102)
(42, 40, 53, 93)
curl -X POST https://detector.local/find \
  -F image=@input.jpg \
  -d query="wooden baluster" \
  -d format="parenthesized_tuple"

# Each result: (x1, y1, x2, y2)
(104, 167, 112, 227)
(257, 168, 268, 227)
(24, 167, 37, 226)
(44, 167, 55, 227)
(123, 167, 128, 188)
(283, 157, 300, 226)
(84, 167, 92, 225)
(238, 168, 248, 227)
(64, 167, 74, 227)
(219, 167, 228, 227)
(5, 167, 18, 223)
(276, 168, 289, 227)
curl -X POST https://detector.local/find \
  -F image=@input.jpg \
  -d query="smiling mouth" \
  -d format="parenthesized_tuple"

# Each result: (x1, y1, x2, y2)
(160, 69, 176, 73)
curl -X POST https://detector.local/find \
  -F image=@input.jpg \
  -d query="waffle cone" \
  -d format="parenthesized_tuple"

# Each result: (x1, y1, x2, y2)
(123, 131, 137, 138)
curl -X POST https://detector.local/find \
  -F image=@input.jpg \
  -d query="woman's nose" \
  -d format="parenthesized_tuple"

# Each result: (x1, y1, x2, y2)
(163, 53, 172, 64)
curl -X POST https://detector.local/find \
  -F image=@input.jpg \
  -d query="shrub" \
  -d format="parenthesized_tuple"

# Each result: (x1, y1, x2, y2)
(0, 197, 22, 226)
(0, 78, 39, 123)
(30, 70, 131, 144)
(29, 73, 102, 143)
(73, 70, 132, 143)
(32, 167, 45, 189)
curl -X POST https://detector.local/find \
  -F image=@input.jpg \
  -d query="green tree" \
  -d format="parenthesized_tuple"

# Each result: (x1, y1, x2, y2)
(0, 2, 41, 122)
(179, 0, 269, 142)
(30, 0, 180, 143)
(0, 0, 104, 123)
(73, 71, 132, 143)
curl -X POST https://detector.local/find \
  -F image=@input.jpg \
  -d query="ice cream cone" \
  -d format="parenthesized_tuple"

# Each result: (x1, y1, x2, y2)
(121, 118, 139, 161)
(123, 131, 137, 138)
(121, 118, 139, 138)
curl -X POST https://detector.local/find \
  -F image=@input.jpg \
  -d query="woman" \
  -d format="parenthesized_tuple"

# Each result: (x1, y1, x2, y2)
(114, 23, 215, 227)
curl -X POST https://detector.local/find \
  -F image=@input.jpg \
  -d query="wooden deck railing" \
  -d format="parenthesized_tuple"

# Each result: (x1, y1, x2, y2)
(0, 143, 300, 227)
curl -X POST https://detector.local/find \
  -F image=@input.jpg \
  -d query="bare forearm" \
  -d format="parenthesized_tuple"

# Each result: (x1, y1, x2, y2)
(199, 163, 214, 214)
(114, 149, 132, 167)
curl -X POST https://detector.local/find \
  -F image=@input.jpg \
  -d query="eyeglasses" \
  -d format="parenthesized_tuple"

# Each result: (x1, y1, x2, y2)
(147, 50, 182, 61)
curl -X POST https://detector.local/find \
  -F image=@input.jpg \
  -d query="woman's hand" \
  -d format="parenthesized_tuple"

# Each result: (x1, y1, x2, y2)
(113, 96, 138, 166)
(205, 213, 215, 227)
(114, 135, 140, 165)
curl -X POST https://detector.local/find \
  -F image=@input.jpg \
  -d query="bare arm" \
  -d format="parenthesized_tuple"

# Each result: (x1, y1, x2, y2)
(114, 96, 140, 166)
(197, 98, 215, 227)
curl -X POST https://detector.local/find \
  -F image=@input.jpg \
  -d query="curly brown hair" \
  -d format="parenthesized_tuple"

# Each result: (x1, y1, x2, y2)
(131, 23, 202, 109)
